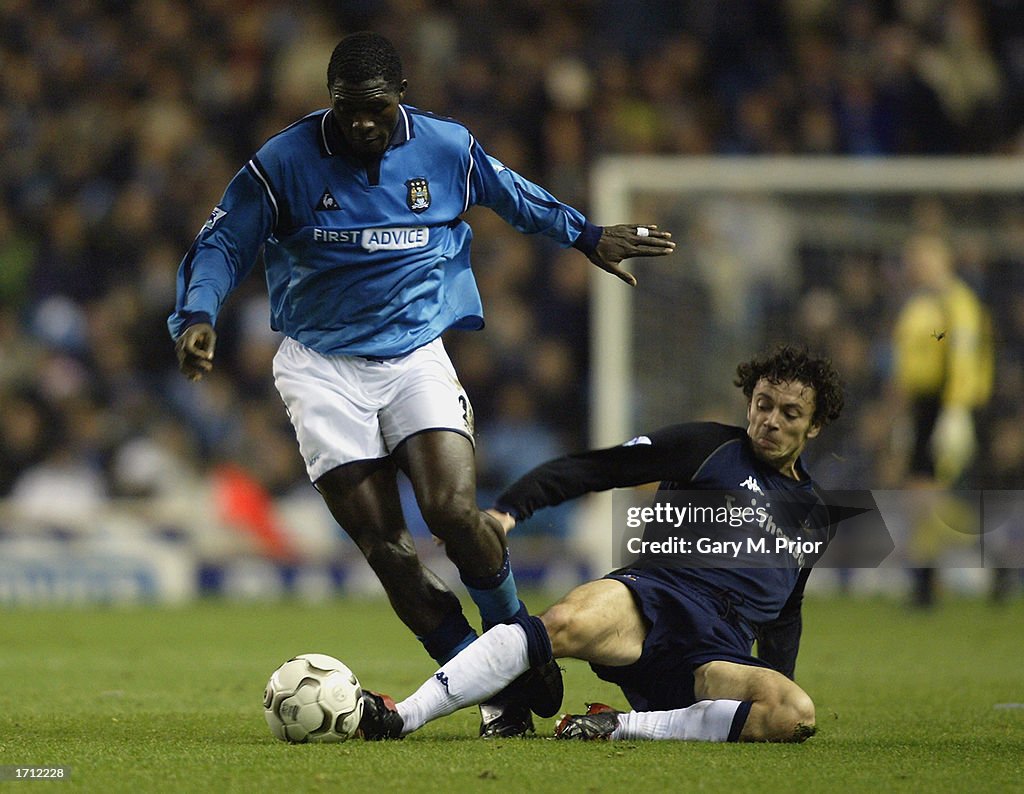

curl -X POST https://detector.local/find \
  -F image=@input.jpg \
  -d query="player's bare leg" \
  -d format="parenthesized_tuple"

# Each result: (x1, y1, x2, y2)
(540, 578, 647, 665)
(394, 430, 507, 578)
(546, 581, 807, 743)
(395, 430, 526, 637)
(315, 458, 468, 641)
(694, 660, 816, 742)
(396, 430, 547, 735)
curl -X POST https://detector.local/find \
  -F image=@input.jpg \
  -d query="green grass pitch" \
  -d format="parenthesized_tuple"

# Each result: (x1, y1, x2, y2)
(0, 593, 1021, 792)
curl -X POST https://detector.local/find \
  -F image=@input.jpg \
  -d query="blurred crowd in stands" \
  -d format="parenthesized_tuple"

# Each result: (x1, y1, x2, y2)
(1, 0, 1023, 583)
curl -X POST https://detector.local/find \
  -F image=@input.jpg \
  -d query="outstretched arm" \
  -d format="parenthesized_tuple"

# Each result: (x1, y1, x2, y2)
(467, 141, 674, 284)
(494, 423, 741, 522)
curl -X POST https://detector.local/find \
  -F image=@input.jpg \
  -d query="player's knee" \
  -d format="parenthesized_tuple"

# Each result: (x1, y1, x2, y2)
(342, 513, 418, 569)
(362, 533, 418, 572)
(539, 602, 580, 657)
(765, 692, 816, 743)
(418, 490, 477, 539)
(791, 691, 816, 737)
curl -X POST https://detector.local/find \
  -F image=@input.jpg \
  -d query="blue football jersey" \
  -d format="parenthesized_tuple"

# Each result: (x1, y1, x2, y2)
(168, 106, 602, 356)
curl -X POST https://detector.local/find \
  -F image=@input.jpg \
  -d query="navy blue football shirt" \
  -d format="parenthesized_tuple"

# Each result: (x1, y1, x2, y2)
(495, 422, 834, 628)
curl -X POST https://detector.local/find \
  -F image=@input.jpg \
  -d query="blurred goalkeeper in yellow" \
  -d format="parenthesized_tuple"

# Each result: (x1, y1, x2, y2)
(892, 233, 994, 607)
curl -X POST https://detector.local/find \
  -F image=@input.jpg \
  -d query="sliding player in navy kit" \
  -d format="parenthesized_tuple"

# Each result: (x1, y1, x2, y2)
(169, 31, 675, 737)
(358, 346, 845, 743)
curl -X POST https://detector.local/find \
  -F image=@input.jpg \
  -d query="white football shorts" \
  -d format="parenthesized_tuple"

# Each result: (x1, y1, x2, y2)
(272, 336, 475, 482)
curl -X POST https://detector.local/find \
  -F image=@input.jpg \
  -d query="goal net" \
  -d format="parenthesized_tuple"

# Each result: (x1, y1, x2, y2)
(590, 156, 1024, 448)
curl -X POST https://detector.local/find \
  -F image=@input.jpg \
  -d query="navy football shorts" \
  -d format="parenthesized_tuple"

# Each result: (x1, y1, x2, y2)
(589, 567, 770, 711)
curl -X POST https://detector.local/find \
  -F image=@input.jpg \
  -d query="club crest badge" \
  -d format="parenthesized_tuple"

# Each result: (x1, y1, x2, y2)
(405, 177, 430, 213)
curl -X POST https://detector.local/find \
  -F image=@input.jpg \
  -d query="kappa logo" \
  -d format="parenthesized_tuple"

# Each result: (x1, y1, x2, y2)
(740, 476, 764, 495)
(315, 190, 341, 211)
(405, 177, 430, 213)
(202, 206, 227, 232)
(434, 671, 450, 693)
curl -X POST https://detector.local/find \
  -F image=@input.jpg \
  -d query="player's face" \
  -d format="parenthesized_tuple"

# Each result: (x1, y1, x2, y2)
(745, 378, 820, 479)
(330, 77, 406, 159)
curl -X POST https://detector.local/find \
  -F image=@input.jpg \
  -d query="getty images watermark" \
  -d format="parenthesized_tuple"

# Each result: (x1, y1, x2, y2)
(610, 489, 1024, 570)
(622, 499, 826, 565)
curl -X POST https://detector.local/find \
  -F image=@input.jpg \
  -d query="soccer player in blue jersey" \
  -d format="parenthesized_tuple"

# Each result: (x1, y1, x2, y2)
(358, 346, 845, 743)
(169, 31, 674, 737)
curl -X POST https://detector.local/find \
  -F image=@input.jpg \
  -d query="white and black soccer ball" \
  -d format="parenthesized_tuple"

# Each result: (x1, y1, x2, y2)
(263, 653, 364, 743)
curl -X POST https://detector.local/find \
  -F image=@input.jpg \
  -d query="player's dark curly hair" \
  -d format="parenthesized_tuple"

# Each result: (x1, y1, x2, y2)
(734, 345, 844, 428)
(327, 32, 403, 90)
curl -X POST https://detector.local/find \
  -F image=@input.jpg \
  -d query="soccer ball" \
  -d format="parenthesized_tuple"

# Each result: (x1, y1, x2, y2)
(263, 653, 364, 743)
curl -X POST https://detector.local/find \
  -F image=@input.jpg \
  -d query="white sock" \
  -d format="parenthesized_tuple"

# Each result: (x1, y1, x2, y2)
(613, 699, 745, 742)
(395, 623, 530, 734)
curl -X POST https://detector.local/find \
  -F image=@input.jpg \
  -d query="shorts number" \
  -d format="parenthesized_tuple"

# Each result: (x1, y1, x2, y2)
(458, 394, 474, 435)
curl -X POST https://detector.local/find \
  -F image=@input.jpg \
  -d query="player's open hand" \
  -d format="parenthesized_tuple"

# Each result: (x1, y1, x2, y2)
(175, 322, 217, 382)
(587, 224, 675, 286)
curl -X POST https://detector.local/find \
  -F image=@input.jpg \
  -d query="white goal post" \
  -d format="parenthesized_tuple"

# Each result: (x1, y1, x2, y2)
(589, 155, 1024, 448)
